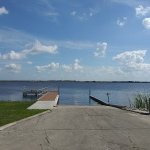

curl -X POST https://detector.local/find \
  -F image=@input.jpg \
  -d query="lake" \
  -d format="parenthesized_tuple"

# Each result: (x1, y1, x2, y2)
(0, 81, 150, 106)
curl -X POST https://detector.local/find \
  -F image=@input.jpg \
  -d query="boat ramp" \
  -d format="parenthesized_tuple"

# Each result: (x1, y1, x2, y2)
(89, 95, 126, 109)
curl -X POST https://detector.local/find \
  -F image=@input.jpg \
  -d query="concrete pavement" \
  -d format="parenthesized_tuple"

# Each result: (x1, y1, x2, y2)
(0, 106, 150, 150)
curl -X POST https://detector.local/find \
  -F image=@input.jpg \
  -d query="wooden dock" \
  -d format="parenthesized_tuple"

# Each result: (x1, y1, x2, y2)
(38, 91, 58, 101)
(28, 91, 59, 109)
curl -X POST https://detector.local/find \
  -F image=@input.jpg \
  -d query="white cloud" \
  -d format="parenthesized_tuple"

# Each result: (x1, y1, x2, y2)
(0, 27, 35, 48)
(89, 12, 93, 17)
(89, 8, 99, 17)
(27, 61, 32, 65)
(29, 40, 58, 54)
(113, 50, 150, 72)
(111, 0, 141, 7)
(76, 66, 124, 81)
(55, 40, 94, 50)
(62, 65, 72, 72)
(77, 13, 88, 21)
(5, 64, 21, 72)
(94, 42, 108, 57)
(142, 18, 150, 29)
(36, 62, 59, 72)
(114, 50, 146, 63)
(70, 11, 77, 16)
(113, 50, 146, 64)
(116, 17, 127, 27)
(22, 0, 59, 21)
(74, 59, 83, 71)
(0, 6, 8, 15)
(70, 8, 100, 21)
(0, 27, 97, 53)
(45, 12, 59, 16)
(0, 40, 58, 61)
(44, 11, 59, 22)
(62, 59, 83, 72)
(135, 5, 150, 17)
(135, 5, 150, 30)
(0, 50, 26, 60)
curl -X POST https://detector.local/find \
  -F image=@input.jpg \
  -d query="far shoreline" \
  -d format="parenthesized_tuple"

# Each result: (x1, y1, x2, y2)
(0, 80, 150, 83)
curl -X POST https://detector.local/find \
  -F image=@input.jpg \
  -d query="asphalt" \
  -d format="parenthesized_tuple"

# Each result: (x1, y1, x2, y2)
(0, 106, 150, 150)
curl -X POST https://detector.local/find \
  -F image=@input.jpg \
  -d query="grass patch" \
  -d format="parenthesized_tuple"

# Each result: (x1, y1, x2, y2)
(0, 101, 47, 127)
(134, 93, 150, 111)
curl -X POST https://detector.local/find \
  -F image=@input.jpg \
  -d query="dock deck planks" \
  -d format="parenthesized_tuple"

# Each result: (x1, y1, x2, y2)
(38, 91, 58, 101)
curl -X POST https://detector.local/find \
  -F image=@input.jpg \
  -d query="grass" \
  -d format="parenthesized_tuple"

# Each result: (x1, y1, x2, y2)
(134, 93, 150, 111)
(0, 101, 47, 127)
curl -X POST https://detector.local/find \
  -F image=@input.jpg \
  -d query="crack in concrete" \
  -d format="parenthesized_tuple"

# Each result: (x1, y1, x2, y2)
(44, 129, 51, 150)
(40, 143, 44, 150)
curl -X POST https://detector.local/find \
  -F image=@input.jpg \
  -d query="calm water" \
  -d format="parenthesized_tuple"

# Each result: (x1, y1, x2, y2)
(0, 81, 150, 106)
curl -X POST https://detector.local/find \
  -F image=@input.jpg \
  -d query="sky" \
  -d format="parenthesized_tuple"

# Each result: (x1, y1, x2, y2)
(0, 0, 150, 81)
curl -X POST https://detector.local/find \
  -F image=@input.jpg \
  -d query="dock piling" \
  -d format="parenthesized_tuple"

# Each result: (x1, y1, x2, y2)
(89, 88, 91, 104)
(148, 98, 150, 114)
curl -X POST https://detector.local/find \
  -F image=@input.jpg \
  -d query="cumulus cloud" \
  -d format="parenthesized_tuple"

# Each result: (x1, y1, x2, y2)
(0, 50, 26, 60)
(135, 5, 150, 17)
(94, 42, 108, 57)
(62, 59, 83, 72)
(36, 62, 59, 72)
(113, 50, 150, 72)
(116, 17, 127, 27)
(0, 40, 58, 61)
(62, 65, 72, 72)
(135, 5, 150, 30)
(29, 40, 58, 54)
(0, 6, 8, 15)
(5, 64, 21, 72)
(113, 50, 146, 64)
(74, 59, 83, 70)
(142, 18, 150, 29)
(134, 5, 150, 30)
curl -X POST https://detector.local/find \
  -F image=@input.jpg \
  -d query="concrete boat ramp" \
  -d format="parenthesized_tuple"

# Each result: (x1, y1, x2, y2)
(1, 106, 150, 150)
(28, 91, 59, 109)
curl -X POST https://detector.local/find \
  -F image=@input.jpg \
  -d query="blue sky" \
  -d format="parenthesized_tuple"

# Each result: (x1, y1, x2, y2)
(0, 0, 150, 81)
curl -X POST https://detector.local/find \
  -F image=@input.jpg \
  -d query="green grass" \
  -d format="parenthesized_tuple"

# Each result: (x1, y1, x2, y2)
(0, 101, 47, 126)
(134, 93, 150, 111)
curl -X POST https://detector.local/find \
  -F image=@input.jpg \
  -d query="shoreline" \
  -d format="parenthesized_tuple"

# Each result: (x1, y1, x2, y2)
(0, 80, 150, 83)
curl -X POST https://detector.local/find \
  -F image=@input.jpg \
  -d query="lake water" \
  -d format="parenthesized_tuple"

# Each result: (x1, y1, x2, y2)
(0, 81, 150, 106)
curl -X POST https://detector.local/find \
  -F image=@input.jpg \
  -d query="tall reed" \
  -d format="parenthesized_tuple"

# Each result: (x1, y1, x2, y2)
(134, 93, 150, 110)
